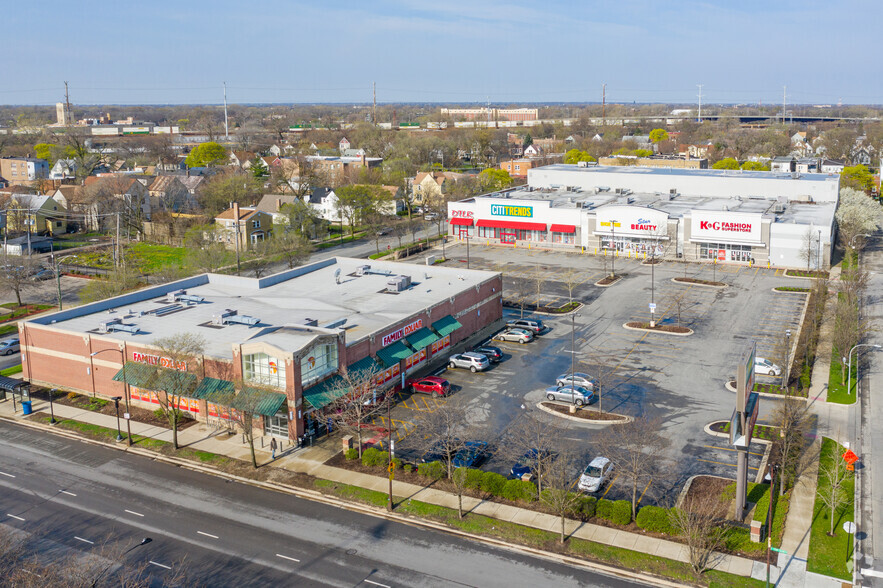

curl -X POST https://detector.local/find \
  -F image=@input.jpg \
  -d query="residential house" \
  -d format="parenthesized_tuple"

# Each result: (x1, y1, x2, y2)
(302, 155, 383, 186)
(379, 185, 404, 216)
(79, 175, 152, 231)
(820, 159, 845, 174)
(229, 151, 256, 169)
(157, 155, 185, 172)
(342, 148, 366, 158)
(213, 204, 273, 249)
(591, 133, 605, 142)
(852, 145, 875, 167)
(51, 185, 80, 210)
(790, 132, 811, 157)
(679, 143, 715, 159)
(148, 176, 195, 213)
(49, 159, 79, 180)
(770, 156, 796, 173)
(7, 193, 67, 235)
(621, 135, 652, 150)
(796, 158, 819, 174)
(178, 175, 205, 195)
(523, 144, 543, 157)
(531, 138, 562, 153)
(338, 137, 351, 152)
(0, 157, 49, 186)
(411, 171, 464, 206)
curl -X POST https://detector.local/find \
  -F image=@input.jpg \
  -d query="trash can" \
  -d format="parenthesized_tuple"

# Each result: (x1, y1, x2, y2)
(21, 400, 32, 415)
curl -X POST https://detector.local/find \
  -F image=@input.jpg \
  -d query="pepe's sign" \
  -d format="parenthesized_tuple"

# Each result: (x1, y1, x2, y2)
(381, 318, 423, 347)
(132, 351, 187, 371)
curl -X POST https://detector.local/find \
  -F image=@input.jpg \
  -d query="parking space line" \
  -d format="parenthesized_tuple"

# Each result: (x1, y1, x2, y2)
(697, 458, 758, 471)
(601, 474, 619, 498)
(702, 445, 764, 457)
(637, 479, 652, 505)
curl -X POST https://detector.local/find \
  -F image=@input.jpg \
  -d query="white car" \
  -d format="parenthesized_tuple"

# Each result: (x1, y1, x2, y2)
(578, 457, 614, 493)
(755, 357, 782, 376)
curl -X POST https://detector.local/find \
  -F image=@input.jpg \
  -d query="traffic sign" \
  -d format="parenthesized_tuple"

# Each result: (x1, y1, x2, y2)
(844, 522, 857, 535)
(649, 303, 657, 310)
(843, 449, 859, 465)
(771, 547, 788, 554)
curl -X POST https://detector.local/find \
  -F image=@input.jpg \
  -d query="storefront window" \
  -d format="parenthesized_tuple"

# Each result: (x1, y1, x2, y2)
(551, 231, 575, 244)
(243, 352, 286, 389)
(301, 342, 338, 387)
(699, 242, 752, 261)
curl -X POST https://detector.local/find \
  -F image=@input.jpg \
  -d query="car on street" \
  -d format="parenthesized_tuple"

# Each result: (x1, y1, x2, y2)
(506, 318, 545, 334)
(556, 372, 594, 390)
(494, 328, 534, 344)
(424, 212, 440, 221)
(376, 228, 391, 236)
(510, 448, 556, 479)
(754, 357, 782, 376)
(452, 441, 489, 468)
(405, 376, 451, 397)
(448, 352, 490, 372)
(544, 385, 594, 406)
(578, 457, 614, 493)
(0, 339, 19, 356)
(473, 345, 503, 362)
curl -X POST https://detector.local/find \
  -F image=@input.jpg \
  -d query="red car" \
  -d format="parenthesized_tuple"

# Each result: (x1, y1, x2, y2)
(406, 376, 451, 397)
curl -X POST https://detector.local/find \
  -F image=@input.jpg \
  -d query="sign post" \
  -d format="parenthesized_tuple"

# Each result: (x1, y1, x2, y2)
(732, 342, 757, 520)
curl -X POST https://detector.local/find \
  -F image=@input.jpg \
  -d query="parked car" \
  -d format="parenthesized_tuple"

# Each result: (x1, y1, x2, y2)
(405, 376, 451, 397)
(510, 448, 556, 479)
(544, 385, 594, 406)
(473, 345, 503, 362)
(452, 441, 489, 468)
(448, 352, 490, 373)
(506, 318, 545, 334)
(0, 339, 19, 356)
(376, 228, 391, 236)
(754, 357, 782, 376)
(556, 372, 594, 390)
(494, 328, 534, 344)
(424, 212, 440, 221)
(578, 457, 614, 493)
(420, 439, 453, 463)
(30, 268, 55, 281)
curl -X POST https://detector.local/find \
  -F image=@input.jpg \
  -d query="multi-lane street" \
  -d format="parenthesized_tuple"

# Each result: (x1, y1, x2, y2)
(0, 420, 642, 587)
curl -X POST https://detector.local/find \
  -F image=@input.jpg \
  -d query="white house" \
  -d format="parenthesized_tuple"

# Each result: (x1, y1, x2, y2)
(49, 159, 78, 180)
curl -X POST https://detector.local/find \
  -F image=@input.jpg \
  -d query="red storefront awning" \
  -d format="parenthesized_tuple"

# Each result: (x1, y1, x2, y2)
(550, 224, 576, 233)
(449, 218, 474, 226)
(476, 219, 547, 231)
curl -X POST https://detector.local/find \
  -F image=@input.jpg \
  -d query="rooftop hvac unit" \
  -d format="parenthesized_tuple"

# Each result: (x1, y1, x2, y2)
(212, 309, 238, 326)
(773, 203, 786, 214)
(355, 264, 371, 276)
(224, 313, 260, 326)
(108, 323, 140, 334)
(179, 294, 205, 303)
(615, 188, 622, 194)
(387, 275, 411, 292)
(621, 188, 632, 196)
(165, 289, 187, 303)
(293, 318, 318, 327)
(98, 317, 122, 333)
(626, 197, 635, 204)
(577, 160, 589, 167)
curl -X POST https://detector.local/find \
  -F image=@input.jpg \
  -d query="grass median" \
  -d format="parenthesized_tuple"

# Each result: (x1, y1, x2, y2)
(807, 437, 855, 580)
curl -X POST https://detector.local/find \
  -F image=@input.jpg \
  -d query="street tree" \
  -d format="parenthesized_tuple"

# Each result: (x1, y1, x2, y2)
(411, 399, 469, 480)
(501, 413, 561, 493)
(245, 239, 275, 278)
(832, 296, 866, 383)
(226, 380, 283, 468)
(196, 171, 264, 216)
(538, 443, 584, 543)
(478, 168, 513, 192)
(799, 226, 818, 271)
(770, 397, 811, 496)
(649, 128, 669, 143)
(78, 266, 142, 304)
(280, 199, 324, 239)
(711, 157, 740, 170)
(835, 187, 883, 250)
(335, 185, 383, 237)
(597, 417, 670, 520)
(841, 164, 875, 193)
(185, 141, 228, 168)
(560, 267, 583, 304)
(183, 225, 233, 273)
(151, 333, 206, 449)
(510, 276, 533, 319)
(532, 263, 545, 310)
(667, 492, 729, 576)
(819, 441, 851, 536)
(324, 363, 383, 459)
(582, 349, 620, 414)
(0, 255, 39, 306)
(272, 230, 314, 269)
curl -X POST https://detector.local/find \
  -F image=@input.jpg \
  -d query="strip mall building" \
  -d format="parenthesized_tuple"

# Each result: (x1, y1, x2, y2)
(449, 164, 841, 268)
(20, 258, 501, 441)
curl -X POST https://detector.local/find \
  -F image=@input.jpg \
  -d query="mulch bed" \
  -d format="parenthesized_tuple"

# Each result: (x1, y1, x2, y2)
(596, 274, 623, 285)
(785, 269, 828, 279)
(774, 286, 810, 293)
(683, 475, 733, 514)
(673, 277, 726, 287)
(38, 388, 198, 431)
(709, 420, 779, 442)
(540, 402, 625, 421)
(625, 322, 691, 334)
(728, 380, 808, 398)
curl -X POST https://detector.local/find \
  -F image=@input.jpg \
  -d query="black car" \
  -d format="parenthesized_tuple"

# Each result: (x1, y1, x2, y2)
(473, 345, 503, 362)
(452, 441, 489, 468)
(510, 448, 556, 479)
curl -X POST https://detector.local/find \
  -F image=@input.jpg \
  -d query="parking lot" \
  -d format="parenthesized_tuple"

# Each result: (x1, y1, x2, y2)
(383, 243, 807, 505)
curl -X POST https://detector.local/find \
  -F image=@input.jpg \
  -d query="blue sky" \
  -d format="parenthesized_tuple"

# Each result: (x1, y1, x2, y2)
(3, 0, 878, 105)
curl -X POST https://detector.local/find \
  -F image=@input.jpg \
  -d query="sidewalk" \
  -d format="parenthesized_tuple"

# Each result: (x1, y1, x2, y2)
(0, 393, 757, 578)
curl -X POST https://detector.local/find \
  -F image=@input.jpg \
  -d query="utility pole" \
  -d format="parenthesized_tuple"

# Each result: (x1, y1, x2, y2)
(372, 82, 376, 125)
(486, 97, 491, 129)
(782, 86, 787, 125)
(697, 84, 703, 124)
(601, 83, 606, 125)
(115, 212, 120, 269)
(223, 82, 229, 140)
(64, 81, 73, 126)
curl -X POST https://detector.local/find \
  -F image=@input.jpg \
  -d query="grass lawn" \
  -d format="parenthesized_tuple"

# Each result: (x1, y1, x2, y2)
(827, 354, 856, 404)
(125, 242, 187, 273)
(807, 438, 855, 580)
(722, 482, 791, 554)
(0, 364, 22, 376)
(0, 303, 54, 321)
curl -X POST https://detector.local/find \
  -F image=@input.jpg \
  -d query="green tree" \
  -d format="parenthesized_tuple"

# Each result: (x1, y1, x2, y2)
(185, 142, 228, 168)
(634, 148, 653, 157)
(478, 168, 513, 192)
(523, 133, 533, 147)
(740, 161, 769, 171)
(197, 171, 264, 216)
(250, 156, 268, 179)
(649, 128, 669, 143)
(841, 164, 875, 193)
(564, 149, 596, 164)
(712, 157, 740, 170)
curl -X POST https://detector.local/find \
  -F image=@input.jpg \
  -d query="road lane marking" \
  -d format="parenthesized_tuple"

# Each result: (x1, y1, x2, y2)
(60, 490, 77, 497)
(125, 510, 144, 517)
(149, 561, 171, 570)
(74, 536, 94, 545)
(364, 581, 391, 588)
(0, 472, 15, 478)
(6, 514, 24, 521)
(197, 531, 219, 539)
(275, 553, 301, 563)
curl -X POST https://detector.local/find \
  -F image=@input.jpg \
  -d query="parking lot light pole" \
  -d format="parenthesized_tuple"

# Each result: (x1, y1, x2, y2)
(848, 343, 882, 395)
(610, 220, 618, 278)
(781, 330, 791, 390)
(91, 349, 132, 446)
(48, 388, 57, 425)
(112, 396, 123, 441)
(570, 313, 581, 413)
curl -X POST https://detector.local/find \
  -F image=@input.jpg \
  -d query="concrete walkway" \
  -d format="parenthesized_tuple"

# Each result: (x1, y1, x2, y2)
(0, 393, 758, 578)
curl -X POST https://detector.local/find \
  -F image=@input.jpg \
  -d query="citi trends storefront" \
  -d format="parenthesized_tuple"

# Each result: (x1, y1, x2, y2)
(449, 198, 581, 248)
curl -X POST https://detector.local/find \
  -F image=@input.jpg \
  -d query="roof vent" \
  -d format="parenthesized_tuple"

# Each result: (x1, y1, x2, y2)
(387, 275, 411, 292)
(294, 318, 318, 327)
(355, 264, 371, 276)
(212, 309, 260, 326)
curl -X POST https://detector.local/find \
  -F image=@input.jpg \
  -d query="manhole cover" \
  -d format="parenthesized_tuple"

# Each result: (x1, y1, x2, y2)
(346, 549, 357, 556)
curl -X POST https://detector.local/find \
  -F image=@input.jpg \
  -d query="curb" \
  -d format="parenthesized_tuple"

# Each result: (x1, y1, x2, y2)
(723, 380, 810, 401)
(0, 414, 694, 587)
(704, 421, 773, 446)
(532, 302, 584, 317)
(781, 271, 826, 281)
(671, 278, 727, 289)
(772, 287, 810, 295)
(622, 323, 694, 337)
(594, 276, 622, 288)
(535, 401, 631, 424)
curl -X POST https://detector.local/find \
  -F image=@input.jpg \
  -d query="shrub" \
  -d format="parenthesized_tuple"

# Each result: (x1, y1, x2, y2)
(501, 479, 538, 502)
(403, 464, 413, 473)
(391, 457, 403, 470)
(362, 447, 387, 467)
(596, 499, 632, 526)
(479, 471, 507, 496)
(417, 461, 445, 480)
(66, 391, 79, 400)
(636, 505, 675, 534)
(344, 448, 359, 460)
(154, 409, 166, 420)
(575, 495, 597, 518)
(464, 468, 484, 490)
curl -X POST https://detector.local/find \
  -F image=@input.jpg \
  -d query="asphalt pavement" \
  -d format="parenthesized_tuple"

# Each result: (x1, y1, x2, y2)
(0, 419, 642, 588)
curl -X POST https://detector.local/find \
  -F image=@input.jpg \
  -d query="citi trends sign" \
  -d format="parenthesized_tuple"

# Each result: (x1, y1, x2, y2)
(382, 318, 423, 347)
(490, 204, 533, 218)
(132, 352, 187, 371)
(691, 211, 761, 243)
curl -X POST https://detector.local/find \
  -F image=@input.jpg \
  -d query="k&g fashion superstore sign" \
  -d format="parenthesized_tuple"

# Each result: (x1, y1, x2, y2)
(690, 211, 762, 243)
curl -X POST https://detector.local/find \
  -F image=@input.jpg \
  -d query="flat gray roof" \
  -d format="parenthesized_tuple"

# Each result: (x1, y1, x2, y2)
(31, 258, 497, 358)
(537, 163, 838, 183)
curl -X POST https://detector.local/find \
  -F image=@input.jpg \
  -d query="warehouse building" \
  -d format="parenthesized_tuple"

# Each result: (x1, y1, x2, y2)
(448, 165, 840, 268)
(20, 258, 502, 441)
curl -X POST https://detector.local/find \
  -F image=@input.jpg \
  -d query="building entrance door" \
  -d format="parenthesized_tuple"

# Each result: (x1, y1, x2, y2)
(458, 227, 470, 239)
(264, 413, 289, 438)
(500, 230, 515, 245)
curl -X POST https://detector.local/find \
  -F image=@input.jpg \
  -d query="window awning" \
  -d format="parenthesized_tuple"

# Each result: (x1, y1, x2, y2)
(112, 362, 159, 389)
(406, 327, 440, 351)
(230, 387, 287, 417)
(376, 340, 413, 368)
(192, 377, 235, 404)
(431, 315, 462, 338)
(302, 374, 346, 410)
(550, 224, 577, 233)
(476, 219, 546, 231)
(450, 218, 473, 226)
(112, 362, 198, 397)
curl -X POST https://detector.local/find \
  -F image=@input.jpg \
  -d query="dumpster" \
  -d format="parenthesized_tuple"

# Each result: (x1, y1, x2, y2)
(21, 400, 32, 415)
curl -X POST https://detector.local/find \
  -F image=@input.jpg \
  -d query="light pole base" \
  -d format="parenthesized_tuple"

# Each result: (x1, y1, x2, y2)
(116, 434, 124, 442)
(49, 418, 57, 425)
(569, 404, 577, 414)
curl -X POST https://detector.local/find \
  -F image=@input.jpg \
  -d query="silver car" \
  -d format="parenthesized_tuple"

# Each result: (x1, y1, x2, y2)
(556, 372, 594, 390)
(0, 339, 20, 356)
(544, 385, 594, 406)
(448, 352, 490, 373)
(495, 328, 534, 344)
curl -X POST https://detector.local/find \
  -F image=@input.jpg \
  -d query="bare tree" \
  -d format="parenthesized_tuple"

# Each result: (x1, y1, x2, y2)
(667, 492, 729, 576)
(323, 364, 383, 458)
(538, 443, 583, 543)
(0, 255, 39, 306)
(819, 440, 852, 537)
(770, 398, 811, 496)
(226, 381, 282, 469)
(582, 349, 620, 414)
(510, 277, 533, 319)
(411, 399, 469, 480)
(560, 267, 583, 304)
(271, 230, 314, 269)
(451, 466, 471, 519)
(244, 239, 275, 278)
(501, 413, 561, 493)
(532, 263, 544, 311)
(78, 266, 142, 304)
(832, 297, 866, 382)
(799, 227, 816, 271)
(598, 417, 670, 520)
(151, 333, 206, 449)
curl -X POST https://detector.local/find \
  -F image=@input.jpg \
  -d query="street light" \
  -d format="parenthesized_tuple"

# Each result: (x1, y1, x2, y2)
(570, 313, 582, 412)
(817, 229, 822, 271)
(112, 396, 123, 441)
(48, 387, 57, 425)
(847, 343, 882, 395)
(91, 349, 132, 446)
(781, 330, 791, 390)
(610, 220, 618, 278)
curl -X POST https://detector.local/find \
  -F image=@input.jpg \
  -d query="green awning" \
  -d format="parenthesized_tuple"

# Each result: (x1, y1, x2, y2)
(346, 356, 381, 381)
(302, 375, 346, 411)
(112, 362, 158, 388)
(405, 327, 439, 351)
(431, 315, 462, 338)
(230, 387, 287, 417)
(192, 377, 235, 404)
(376, 341, 413, 368)
(151, 368, 198, 397)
